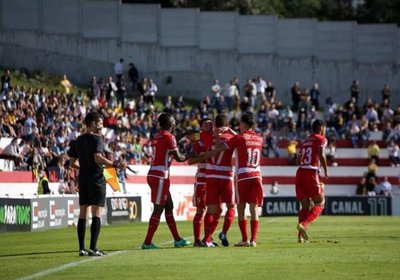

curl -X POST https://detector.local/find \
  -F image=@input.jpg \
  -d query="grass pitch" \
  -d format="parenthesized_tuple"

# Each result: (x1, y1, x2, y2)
(1, 216, 399, 280)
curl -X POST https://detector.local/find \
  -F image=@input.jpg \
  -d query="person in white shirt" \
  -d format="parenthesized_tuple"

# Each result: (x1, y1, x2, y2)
(387, 140, 400, 167)
(114, 58, 124, 81)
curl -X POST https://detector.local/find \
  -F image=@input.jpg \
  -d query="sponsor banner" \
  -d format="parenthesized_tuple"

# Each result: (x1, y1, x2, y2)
(0, 198, 31, 232)
(326, 196, 392, 216)
(262, 197, 300, 216)
(106, 196, 141, 224)
(262, 196, 392, 216)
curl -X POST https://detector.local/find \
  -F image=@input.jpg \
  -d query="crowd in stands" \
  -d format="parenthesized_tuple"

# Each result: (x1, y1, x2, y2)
(0, 60, 399, 195)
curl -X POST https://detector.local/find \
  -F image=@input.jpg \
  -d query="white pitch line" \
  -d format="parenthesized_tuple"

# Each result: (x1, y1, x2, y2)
(16, 219, 280, 280)
(16, 237, 193, 280)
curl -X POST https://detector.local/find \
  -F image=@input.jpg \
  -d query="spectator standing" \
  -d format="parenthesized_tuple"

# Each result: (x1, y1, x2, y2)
(116, 76, 127, 109)
(381, 84, 391, 102)
(366, 176, 376, 196)
(1, 69, 11, 93)
(350, 80, 360, 104)
(387, 140, 400, 167)
(325, 141, 338, 166)
(356, 177, 367, 195)
(367, 141, 380, 162)
(128, 63, 139, 92)
(60, 74, 72, 94)
(309, 83, 320, 111)
(291, 82, 301, 111)
(147, 79, 158, 105)
(114, 58, 124, 81)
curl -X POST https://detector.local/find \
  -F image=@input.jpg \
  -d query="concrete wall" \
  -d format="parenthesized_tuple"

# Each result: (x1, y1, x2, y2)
(0, 1, 399, 105)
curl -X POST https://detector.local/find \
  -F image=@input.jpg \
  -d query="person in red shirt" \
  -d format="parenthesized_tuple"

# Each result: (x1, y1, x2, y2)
(201, 114, 237, 247)
(296, 119, 328, 243)
(187, 118, 213, 247)
(213, 113, 264, 247)
(142, 113, 191, 249)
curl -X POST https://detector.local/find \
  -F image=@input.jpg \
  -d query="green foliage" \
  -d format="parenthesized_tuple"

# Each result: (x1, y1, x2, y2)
(1, 217, 400, 280)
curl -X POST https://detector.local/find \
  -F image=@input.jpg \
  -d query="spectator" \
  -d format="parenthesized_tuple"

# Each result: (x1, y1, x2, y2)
(114, 58, 124, 81)
(128, 63, 139, 92)
(291, 82, 301, 111)
(387, 140, 400, 167)
(287, 139, 298, 165)
(1, 69, 11, 93)
(356, 177, 367, 195)
(211, 79, 221, 99)
(265, 80, 276, 104)
(105, 76, 118, 108)
(309, 82, 320, 111)
(367, 141, 380, 162)
(366, 158, 378, 181)
(37, 171, 51, 195)
(381, 84, 391, 102)
(325, 140, 338, 166)
(116, 76, 127, 109)
(270, 181, 279, 195)
(376, 177, 392, 196)
(225, 80, 238, 111)
(262, 122, 280, 158)
(60, 74, 72, 94)
(366, 176, 376, 196)
(350, 80, 360, 104)
(0, 138, 23, 169)
(146, 79, 157, 105)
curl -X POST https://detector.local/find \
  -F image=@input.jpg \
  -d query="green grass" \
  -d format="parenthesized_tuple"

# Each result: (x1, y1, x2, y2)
(1, 216, 400, 280)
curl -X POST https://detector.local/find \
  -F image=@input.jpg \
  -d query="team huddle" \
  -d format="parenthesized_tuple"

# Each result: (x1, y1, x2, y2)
(68, 111, 328, 256)
(142, 113, 328, 249)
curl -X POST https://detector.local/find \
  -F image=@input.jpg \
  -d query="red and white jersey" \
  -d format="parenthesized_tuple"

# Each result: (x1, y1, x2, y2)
(298, 133, 327, 170)
(147, 130, 178, 179)
(226, 130, 263, 182)
(191, 140, 207, 185)
(205, 132, 235, 180)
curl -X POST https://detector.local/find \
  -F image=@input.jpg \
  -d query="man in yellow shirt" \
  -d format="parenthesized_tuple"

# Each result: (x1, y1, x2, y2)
(367, 141, 380, 162)
(60, 74, 72, 94)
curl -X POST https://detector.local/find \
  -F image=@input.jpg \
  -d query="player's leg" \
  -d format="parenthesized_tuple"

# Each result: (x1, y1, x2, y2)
(219, 179, 235, 246)
(249, 203, 259, 247)
(298, 198, 311, 242)
(203, 178, 219, 245)
(143, 176, 167, 249)
(193, 183, 207, 246)
(235, 202, 249, 246)
(88, 204, 105, 256)
(77, 205, 89, 256)
(302, 193, 325, 228)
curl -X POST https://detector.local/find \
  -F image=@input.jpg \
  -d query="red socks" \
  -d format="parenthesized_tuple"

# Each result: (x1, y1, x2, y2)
(165, 212, 181, 241)
(222, 208, 235, 235)
(203, 213, 214, 243)
(299, 208, 309, 223)
(193, 213, 204, 242)
(238, 219, 248, 241)
(144, 215, 160, 244)
(302, 205, 323, 227)
(250, 220, 259, 242)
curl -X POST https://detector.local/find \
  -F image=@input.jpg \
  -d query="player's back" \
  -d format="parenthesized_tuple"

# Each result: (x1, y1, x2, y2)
(236, 131, 263, 181)
(298, 134, 327, 170)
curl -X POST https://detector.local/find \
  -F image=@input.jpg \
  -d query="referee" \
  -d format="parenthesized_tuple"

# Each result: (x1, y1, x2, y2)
(68, 111, 126, 256)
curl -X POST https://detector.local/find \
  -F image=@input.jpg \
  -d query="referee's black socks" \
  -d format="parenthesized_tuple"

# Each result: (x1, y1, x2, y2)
(77, 218, 87, 251)
(90, 217, 101, 250)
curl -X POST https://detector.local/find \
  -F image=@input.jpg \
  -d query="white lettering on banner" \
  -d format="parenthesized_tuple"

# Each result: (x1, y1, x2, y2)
(331, 201, 364, 214)
(5, 205, 16, 224)
(67, 200, 74, 219)
(266, 201, 298, 214)
(111, 198, 128, 210)
(32, 201, 38, 222)
(49, 200, 55, 220)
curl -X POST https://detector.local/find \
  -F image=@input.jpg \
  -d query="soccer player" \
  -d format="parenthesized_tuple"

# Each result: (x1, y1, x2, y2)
(68, 111, 127, 256)
(187, 118, 213, 247)
(203, 114, 236, 247)
(142, 113, 191, 249)
(211, 113, 264, 247)
(296, 119, 328, 243)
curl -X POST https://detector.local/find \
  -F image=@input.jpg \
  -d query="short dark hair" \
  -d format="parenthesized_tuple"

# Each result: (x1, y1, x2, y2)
(215, 114, 228, 128)
(240, 113, 256, 128)
(158, 113, 173, 130)
(312, 119, 326, 133)
(84, 111, 103, 126)
(200, 117, 212, 127)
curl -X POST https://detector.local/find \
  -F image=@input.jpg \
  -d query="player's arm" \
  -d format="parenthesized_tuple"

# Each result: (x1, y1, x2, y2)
(187, 149, 220, 164)
(170, 149, 188, 162)
(318, 146, 328, 178)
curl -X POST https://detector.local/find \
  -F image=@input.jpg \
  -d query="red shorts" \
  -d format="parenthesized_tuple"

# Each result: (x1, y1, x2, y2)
(147, 176, 170, 206)
(193, 183, 206, 208)
(236, 178, 263, 206)
(206, 177, 235, 205)
(295, 168, 324, 201)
